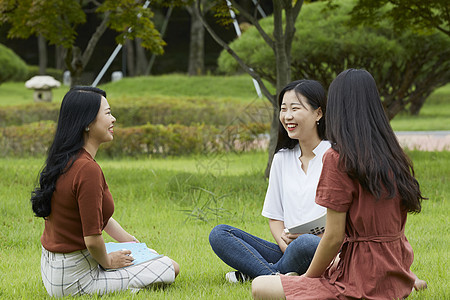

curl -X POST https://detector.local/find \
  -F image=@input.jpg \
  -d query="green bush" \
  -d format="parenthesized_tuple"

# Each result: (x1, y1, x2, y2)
(218, 0, 450, 118)
(112, 97, 271, 127)
(0, 43, 28, 84)
(0, 121, 270, 157)
(26, 65, 64, 81)
(0, 97, 271, 127)
(0, 121, 55, 156)
(0, 102, 60, 127)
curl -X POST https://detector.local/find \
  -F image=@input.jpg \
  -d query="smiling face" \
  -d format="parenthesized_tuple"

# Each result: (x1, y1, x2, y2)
(279, 90, 322, 142)
(87, 96, 116, 146)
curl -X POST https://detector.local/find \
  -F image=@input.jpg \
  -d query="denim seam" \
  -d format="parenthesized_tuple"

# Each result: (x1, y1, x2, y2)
(228, 229, 281, 253)
(226, 229, 280, 275)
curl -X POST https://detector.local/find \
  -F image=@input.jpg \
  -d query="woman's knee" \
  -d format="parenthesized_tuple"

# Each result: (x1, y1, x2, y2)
(252, 276, 269, 299)
(172, 260, 180, 278)
(290, 234, 320, 253)
(252, 275, 285, 299)
(209, 224, 232, 246)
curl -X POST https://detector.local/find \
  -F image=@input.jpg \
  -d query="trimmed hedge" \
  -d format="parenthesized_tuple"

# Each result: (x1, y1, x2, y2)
(0, 121, 270, 157)
(0, 98, 271, 127)
(0, 121, 55, 156)
(0, 102, 60, 127)
(26, 66, 64, 82)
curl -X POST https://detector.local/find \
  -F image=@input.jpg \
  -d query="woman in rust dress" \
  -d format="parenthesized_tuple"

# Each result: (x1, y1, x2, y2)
(252, 69, 427, 299)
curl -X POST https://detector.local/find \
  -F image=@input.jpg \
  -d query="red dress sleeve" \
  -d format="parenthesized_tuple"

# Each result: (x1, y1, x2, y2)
(315, 149, 355, 212)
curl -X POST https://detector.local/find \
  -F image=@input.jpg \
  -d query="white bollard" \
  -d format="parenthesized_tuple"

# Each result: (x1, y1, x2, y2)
(111, 71, 123, 82)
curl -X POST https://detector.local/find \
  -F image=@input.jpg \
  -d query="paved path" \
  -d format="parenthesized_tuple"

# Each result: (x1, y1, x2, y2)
(254, 131, 450, 151)
(395, 131, 450, 151)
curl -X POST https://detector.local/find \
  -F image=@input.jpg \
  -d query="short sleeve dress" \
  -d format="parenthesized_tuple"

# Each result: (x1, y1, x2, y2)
(280, 149, 416, 300)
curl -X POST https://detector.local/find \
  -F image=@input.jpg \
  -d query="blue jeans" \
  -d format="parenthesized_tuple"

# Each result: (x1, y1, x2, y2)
(209, 224, 321, 278)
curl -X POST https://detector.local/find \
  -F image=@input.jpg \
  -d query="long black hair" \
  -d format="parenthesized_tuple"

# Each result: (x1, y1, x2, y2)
(275, 79, 327, 153)
(326, 69, 424, 212)
(31, 86, 106, 218)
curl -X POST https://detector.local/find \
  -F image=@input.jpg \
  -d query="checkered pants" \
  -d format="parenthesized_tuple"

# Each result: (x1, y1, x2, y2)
(41, 246, 175, 297)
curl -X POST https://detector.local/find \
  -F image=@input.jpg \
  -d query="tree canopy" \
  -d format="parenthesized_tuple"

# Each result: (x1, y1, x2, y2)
(348, 0, 450, 37)
(218, 0, 450, 119)
(199, 0, 305, 176)
(0, 0, 165, 51)
(0, 0, 186, 84)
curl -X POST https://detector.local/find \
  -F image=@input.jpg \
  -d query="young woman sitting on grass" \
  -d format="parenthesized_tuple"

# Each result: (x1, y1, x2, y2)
(209, 80, 330, 282)
(251, 69, 427, 299)
(31, 86, 179, 297)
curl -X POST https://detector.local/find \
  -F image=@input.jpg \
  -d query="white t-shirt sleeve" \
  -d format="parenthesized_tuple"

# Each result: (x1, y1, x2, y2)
(261, 152, 284, 221)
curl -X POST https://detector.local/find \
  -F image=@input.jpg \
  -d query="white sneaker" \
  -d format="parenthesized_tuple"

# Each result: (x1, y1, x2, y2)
(225, 271, 252, 283)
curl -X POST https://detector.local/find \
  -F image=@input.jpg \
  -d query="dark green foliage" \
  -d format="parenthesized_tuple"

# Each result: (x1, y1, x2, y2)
(0, 43, 28, 84)
(0, 103, 60, 127)
(26, 66, 64, 82)
(0, 121, 269, 157)
(0, 97, 271, 127)
(350, 0, 450, 36)
(218, 0, 450, 118)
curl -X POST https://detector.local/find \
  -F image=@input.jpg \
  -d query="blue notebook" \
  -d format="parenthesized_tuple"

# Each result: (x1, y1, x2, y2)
(104, 242, 163, 270)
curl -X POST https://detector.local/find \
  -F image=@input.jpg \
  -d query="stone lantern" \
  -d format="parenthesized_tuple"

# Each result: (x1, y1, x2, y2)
(25, 75, 61, 102)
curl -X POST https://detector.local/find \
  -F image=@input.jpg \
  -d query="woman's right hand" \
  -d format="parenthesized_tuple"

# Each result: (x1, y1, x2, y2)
(106, 250, 134, 269)
(269, 219, 290, 253)
(85, 234, 136, 270)
(281, 231, 301, 245)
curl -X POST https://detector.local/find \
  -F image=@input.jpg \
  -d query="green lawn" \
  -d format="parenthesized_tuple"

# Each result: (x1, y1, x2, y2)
(0, 75, 449, 131)
(389, 84, 450, 131)
(0, 74, 267, 106)
(0, 150, 447, 299)
(0, 75, 448, 298)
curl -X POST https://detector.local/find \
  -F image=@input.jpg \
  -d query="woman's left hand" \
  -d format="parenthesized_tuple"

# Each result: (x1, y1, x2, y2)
(281, 231, 301, 245)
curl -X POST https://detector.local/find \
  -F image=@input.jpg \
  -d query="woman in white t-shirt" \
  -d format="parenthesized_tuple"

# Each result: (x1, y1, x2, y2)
(209, 80, 330, 283)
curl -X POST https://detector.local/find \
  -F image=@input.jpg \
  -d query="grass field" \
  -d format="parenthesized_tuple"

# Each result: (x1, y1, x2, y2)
(0, 150, 448, 299)
(0, 75, 448, 298)
(0, 75, 449, 131)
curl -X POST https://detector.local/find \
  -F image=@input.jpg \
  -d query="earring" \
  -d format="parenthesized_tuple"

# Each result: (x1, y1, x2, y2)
(85, 127, 90, 132)
(316, 120, 320, 125)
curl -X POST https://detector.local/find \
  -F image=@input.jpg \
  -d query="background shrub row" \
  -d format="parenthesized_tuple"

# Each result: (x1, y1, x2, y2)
(0, 121, 270, 157)
(0, 98, 271, 127)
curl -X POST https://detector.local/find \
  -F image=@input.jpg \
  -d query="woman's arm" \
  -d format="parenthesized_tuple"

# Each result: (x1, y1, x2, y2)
(84, 234, 134, 269)
(269, 219, 289, 253)
(104, 217, 138, 243)
(304, 208, 346, 278)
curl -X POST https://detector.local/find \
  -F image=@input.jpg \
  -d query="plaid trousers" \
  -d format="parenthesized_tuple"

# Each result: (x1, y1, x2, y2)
(41, 246, 175, 297)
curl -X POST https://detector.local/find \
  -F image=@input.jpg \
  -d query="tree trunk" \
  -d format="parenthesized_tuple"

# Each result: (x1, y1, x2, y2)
(66, 46, 84, 86)
(65, 12, 110, 87)
(135, 38, 148, 76)
(197, 0, 303, 178)
(145, 7, 173, 75)
(55, 45, 66, 70)
(126, 39, 135, 77)
(409, 96, 426, 115)
(38, 35, 47, 75)
(264, 1, 294, 177)
(266, 101, 279, 176)
(187, 3, 205, 76)
(408, 87, 433, 115)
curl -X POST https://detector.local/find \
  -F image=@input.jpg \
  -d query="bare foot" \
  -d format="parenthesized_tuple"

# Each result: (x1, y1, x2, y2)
(414, 278, 427, 291)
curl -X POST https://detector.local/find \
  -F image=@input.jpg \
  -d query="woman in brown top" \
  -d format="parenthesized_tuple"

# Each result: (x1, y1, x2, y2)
(252, 69, 427, 299)
(31, 86, 179, 297)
